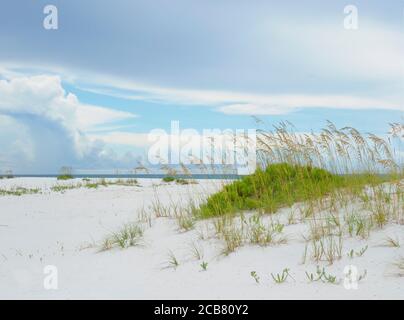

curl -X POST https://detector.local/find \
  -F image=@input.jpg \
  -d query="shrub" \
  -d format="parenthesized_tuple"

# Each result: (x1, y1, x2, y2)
(196, 163, 344, 218)
(57, 166, 73, 180)
(163, 176, 175, 183)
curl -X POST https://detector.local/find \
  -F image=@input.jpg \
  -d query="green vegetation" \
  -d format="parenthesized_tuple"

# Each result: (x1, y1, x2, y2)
(111, 178, 139, 186)
(175, 178, 189, 185)
(97, 121, 403, 261)
(51, 184, 80, 192)
(0, 170, 14, 179)
(0, 187, 40, 196)
(347, 245, 368, 259)
(271, 268, 293, 284)
(51, 178, 139, 193)
(165, 250, 180, 269)
(189, 241, 204, 260)
(176, 213, 195, 231)
(184, 121, 403, 256)
(101, 223, 143, 250)
(162, 176, 176, 183)
(196, 163, 384, 219)
(85, 183, 99, 189)
(162, 176, 196, 185)
(57, 166, 74, 180)
(250, 271, 260, 283)
(356, 245, 368, 257)
(92, 178, 139, 187)
(305, 266, 339, 284)
(57, 174, 74, 180)
(200, 261, 208, 271)
(175, 178, 197, 185)
(383, 236, 400, 248)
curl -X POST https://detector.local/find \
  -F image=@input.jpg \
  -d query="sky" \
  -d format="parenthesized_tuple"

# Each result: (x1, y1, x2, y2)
(0, 0, 403, 173)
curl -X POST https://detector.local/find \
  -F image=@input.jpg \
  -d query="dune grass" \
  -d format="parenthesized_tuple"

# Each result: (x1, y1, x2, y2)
(195, 163, 386, 219)
(186, 121, 403, 256)
(108, 178, 139, 186)
(194, 121, 402, 219)
(0, 170, 14, 179)
(101, 223, 144, 250)
(85, 178, 139, 188)
(51, 184, 81, 192)
(57, 174, 74, 180)
(100, 121, 403, 258)
(175, 178, 197, 185)
(57, 166, 74, 180)
(0, 187, 40, 196)
(51, 178, 140, 192)
(162, 176, 196, 185)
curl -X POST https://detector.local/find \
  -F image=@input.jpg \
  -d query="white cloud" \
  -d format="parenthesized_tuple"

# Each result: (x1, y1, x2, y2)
(216, 94, 402, 115)
(0, 74, 138, 172)
(69, 77, 402, 116)
(0, 115, 34, 167)
(46, 18, 401, 115)
(1, 13, 403, 118)
(0, 75, 137, 131)
(88, 132, 150, 147)
(289, 22, 403, 81)
(75, 104, 137, 130)
(69, 70, 402, 116)
(2, 18, 403, 118)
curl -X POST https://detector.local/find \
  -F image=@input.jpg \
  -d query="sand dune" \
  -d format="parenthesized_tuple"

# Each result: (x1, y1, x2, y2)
(0, 177, 403, 299)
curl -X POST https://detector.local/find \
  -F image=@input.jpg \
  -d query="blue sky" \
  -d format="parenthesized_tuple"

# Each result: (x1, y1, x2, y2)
(0, 0, 403, 173)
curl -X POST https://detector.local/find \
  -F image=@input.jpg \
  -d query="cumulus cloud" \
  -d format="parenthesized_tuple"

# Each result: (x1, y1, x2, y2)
(88, 132, 151, 148)
(0, 75, 136, 130)
(0, 115, 34, 168)
(0, 75, 138, 173)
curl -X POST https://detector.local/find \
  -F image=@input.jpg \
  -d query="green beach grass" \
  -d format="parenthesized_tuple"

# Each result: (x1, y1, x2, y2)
(195, 121, 402, 219)
(195, 163, 389, 219)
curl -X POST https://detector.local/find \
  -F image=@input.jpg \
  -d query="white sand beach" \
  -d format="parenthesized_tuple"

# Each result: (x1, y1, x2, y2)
(0, 177, 403, 299)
